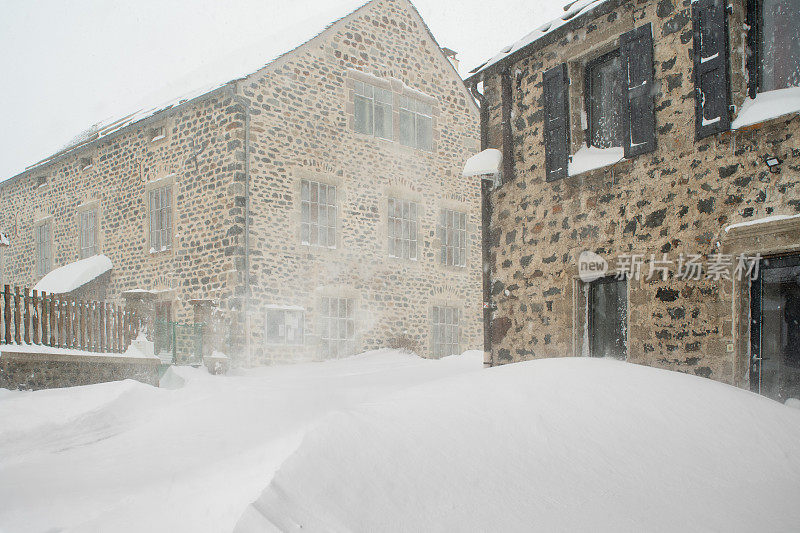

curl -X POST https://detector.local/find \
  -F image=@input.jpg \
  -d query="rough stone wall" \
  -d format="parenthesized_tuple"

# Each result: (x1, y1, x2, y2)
(0, 89, 247, 347)
(237, 0, 483, 362)
(479, 0, 800, 385)
(0, 351, 159, 390)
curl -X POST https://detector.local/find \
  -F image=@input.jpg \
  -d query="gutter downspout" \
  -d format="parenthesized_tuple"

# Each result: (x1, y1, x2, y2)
(470, 80, 494, 368)
(233, 89, 252, 366)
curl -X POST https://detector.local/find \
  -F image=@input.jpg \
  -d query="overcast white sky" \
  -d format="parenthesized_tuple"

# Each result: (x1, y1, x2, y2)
(0, 0, 567, 180)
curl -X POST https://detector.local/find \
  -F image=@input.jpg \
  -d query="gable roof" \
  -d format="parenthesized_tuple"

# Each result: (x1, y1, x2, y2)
(465, 0, 619, 83)
(9, 0, 471, 185)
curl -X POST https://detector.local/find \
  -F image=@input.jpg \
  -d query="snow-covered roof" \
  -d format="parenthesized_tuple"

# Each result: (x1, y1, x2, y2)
(466, 0, 610, 80)
(33, 254, 113, 295)
(462, 149, 502, 177)
(14, 0, 371, 180)
(731, 86, 800, 130)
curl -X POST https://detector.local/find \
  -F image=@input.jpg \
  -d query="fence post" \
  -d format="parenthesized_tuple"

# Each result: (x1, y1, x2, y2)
(31, 290, 39, 344)
(49, 295, 56, 347)
(105, 303, 112, 353)
(3, 285, 10, 345)
(40, 291, 48, 346)
(117, 305, 123, 352)
(14, 287, 21, 345)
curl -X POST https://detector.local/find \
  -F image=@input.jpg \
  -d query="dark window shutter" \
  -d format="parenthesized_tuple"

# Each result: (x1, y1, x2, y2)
(693, 0, 731, 139)
(745, 0, 759, 99)
(542, 63, 569, 181)
(620, 24, 656, 158)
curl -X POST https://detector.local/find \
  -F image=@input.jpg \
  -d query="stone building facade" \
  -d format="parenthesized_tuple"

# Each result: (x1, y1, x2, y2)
(466, 0, 800, 400)
(0, 0, 482, 364)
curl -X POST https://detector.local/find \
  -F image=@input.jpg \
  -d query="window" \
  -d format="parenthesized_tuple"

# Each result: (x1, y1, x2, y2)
(301, 179, 336, 248)
(388, 198, 418, 260)
(319, 297, 355, 358)
(149, 186, 172, 252)
(588, 276, 627, 360)
(35, 222, 51, 277)
(398, 95, 433, 151)
(79, 209, 98, 259)
(431, 306, 460, 358)
(36, 175, 47, 188)
(265, 308, 304, 345)
(585, 50, 624, 148)
(80, 157, 93, 170)
(438, 209, 467, 267)
(149, 125, 166, 142)
(757, 0, 800, 92)
(354, 81, 393, 139)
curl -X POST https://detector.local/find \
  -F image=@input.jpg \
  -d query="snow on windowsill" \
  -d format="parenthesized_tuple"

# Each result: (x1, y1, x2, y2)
(731, 86, 800, 130)
(724, 213, 800, 233)
(150, 134, 166, 142)
(462, 149, 502, 177)
(568, 145, 624, 177)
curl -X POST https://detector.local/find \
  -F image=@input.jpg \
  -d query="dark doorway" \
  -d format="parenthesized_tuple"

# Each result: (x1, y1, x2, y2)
(750, 254, 800, 403)
(589, 276, 628, 360)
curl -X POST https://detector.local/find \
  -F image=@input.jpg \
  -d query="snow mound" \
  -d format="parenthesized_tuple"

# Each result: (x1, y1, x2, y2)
(33, 254, 112, 294)
(237, 357, 800, 532)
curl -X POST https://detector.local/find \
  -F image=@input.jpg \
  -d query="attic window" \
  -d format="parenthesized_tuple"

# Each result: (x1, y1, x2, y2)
(36, 175, 47, 187)
(80, 157, 93, 170)
(149, 126, 166, 142)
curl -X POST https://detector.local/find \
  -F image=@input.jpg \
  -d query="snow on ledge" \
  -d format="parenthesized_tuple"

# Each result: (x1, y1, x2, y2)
(724, 213, 800, 233)
(1, 342, 159, 360)
(33, 254, 112, 295)
(462, 149, 502, 177)
(731, 86, 800, 130)
(568, 145, 624, 176)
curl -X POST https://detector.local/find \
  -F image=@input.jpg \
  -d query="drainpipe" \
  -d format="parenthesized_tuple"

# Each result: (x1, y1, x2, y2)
(500, 68, 514, 184)
(470, 80, 494, 368)
(233, 88, 252, 366)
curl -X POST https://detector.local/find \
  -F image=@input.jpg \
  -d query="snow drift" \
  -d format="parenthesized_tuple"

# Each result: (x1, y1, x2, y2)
(237, 357, 800, 532)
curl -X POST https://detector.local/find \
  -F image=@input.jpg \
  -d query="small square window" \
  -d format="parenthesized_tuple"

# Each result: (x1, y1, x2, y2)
(266, 308, 305, 345)
(80, 157, 93, 170)
(36, 175, 47, 188)
(149, 126, 166, 142)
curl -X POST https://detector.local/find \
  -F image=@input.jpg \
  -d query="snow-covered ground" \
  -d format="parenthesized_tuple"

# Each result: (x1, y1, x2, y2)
(3, 352, 800, 532)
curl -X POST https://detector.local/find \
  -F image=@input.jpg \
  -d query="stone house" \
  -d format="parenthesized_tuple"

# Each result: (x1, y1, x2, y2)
(465, 0, 800, 402)
(0, 0, 483, 364)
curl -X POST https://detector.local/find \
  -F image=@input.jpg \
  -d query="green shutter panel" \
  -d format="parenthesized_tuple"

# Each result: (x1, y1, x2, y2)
(542, 63, 570, 181)
(620, 23, 656, 157)
(693, 0, 731, 139)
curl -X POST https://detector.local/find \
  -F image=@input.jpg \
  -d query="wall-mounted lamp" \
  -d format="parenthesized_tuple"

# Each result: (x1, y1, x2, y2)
(764, 155, 782, 173)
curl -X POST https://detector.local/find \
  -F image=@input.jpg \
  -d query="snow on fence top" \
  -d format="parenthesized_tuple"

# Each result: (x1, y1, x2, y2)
(466, 0, 609, 78)
(462, 148, 502, 177)
(34, 254, 113, 295)
(730, 86, 800, 130)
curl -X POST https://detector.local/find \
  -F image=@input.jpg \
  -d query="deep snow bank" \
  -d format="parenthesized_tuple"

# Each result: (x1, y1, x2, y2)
(237, 358, 800, 532)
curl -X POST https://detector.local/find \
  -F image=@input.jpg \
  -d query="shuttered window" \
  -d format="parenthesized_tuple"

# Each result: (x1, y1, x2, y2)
(620, 24, 656, 157)
(692, 0, 731, 139)
(542, 63, 570, 181)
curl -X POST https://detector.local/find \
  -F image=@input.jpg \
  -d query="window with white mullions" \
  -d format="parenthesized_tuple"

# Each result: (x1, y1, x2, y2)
(319, 297, 355, 358)
(354, 81, 393, 139)
(149, 186, 172, 252)
(388, 198, 418, 260)
(398, 95, 433, 151)
(757, 0, 800, 92)
(438, 209, 467, 267)
(431, 306, 460, 358)
(79, 209, 98, 259)
(35, 222, 51, 277)
(585, 50, 624, 148)
(300, 180, 337, 248)
(265, 308, 304, 346)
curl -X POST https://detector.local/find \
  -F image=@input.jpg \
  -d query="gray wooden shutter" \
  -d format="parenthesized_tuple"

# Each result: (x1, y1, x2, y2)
(620, 24, 656, 158)
(693, 0, 731, 139)
(543, 63, 569, 181)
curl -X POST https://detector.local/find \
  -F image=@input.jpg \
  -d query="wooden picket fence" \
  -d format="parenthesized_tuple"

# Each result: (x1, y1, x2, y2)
(0, 285, 138, 353)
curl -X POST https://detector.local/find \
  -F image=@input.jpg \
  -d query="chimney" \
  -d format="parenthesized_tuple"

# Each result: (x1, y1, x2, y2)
(441, 47, 459, 73)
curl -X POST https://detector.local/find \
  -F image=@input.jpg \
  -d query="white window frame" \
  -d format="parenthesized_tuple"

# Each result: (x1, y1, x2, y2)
(35, 221, 52, 277)
(388, 197, 418, 260)
(265, 307, 305, 346)
(301, 179, 337, 248)
(431, 306, 460, 358)
(149, 185, 172, 252)
(319, 297, 355, 358)
(438, 209, 467, 267)
(79, 209, 98, 259)
(398, 95, 433, 151)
